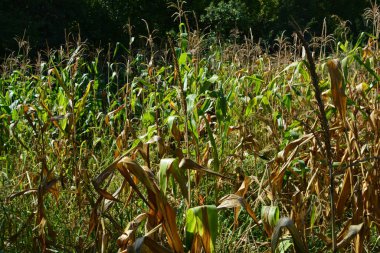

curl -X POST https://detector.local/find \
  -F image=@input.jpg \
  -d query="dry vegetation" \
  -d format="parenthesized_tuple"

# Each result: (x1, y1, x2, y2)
(1, 4, 380, 253)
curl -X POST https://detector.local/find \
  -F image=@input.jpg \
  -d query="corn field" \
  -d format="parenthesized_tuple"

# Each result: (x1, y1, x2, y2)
(1, 11, 380, 253)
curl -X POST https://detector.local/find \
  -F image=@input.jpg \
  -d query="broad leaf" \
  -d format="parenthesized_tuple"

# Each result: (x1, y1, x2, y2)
(159, 158, 188, 202)
(327, 59, 346, 121)
(186, 205, 218, 253)
(271, 217, 308, 253)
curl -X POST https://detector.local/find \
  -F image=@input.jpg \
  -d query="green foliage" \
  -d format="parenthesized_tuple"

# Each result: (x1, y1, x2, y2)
(201, 0, 251, 35)
(0, 0, 373, 56)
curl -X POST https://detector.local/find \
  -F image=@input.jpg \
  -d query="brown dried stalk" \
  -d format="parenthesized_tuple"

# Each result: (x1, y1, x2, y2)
(291, 20, 337, 252)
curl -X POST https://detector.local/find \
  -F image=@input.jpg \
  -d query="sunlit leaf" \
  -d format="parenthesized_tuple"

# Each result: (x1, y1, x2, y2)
(186, 205, 218, 253)
(75, 80, 92, 117)
(159, 158, 188, 201)
(327, 59, 346, 121)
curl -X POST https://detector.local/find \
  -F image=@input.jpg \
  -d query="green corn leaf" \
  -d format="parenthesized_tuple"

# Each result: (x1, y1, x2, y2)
(186, 205, 218, 253)
(158, 158, 188, 201)
(75, 81, 92, 118)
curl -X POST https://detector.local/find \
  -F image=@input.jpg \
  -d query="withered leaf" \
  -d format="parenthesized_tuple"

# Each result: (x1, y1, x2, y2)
(337, 223, 364, 249)
(127, 236, 173, 253)
(336, 168, 352, 218)
(327, 59, 347, 121)
(271, 217, 308, 253)
(117, 213, 148, 249)
(179, 158, 233, 180)
(217, 194, 259, 225)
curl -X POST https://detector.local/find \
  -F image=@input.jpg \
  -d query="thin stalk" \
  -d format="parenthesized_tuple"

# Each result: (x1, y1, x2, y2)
(168, 36, 191, 206)
(292, 20, 336, 252)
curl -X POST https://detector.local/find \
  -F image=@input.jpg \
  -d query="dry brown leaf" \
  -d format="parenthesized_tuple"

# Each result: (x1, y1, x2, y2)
(171, 120, 182, 142)
(232, 176, 254, 227)
(327, 59, 347, 121)
(276, 133, 313, 163)
(94, 186, 121, 202)
(235, 176, 252, 197)
(217, 194, 259, 225)
(103, 180, 127, 212)
(190, 234, 203, 253)
(7, 189, 38, 201)
(336, 168, 353, 218)
(117, 213, 148, 249)
(105, 104, 126, 125)
(43, 178, 60, 202)
(117, 157, 184, 253)
(370, 109, 380, 137)
(88, 197, 102, 236)
(337, 223, 364, 250)
(126, 236, 173, 253)
(117, 157, 156, 193)
(146, 135, 166, 156)
(116, 131, 126, 150)
(179, 158, 233, 180)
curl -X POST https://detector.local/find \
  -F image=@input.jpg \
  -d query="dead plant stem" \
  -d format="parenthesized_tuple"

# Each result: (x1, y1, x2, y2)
(292, 20, 337, 252)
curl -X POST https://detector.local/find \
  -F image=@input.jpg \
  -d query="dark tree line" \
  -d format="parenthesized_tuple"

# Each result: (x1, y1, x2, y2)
(0, 0, 372, 55)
